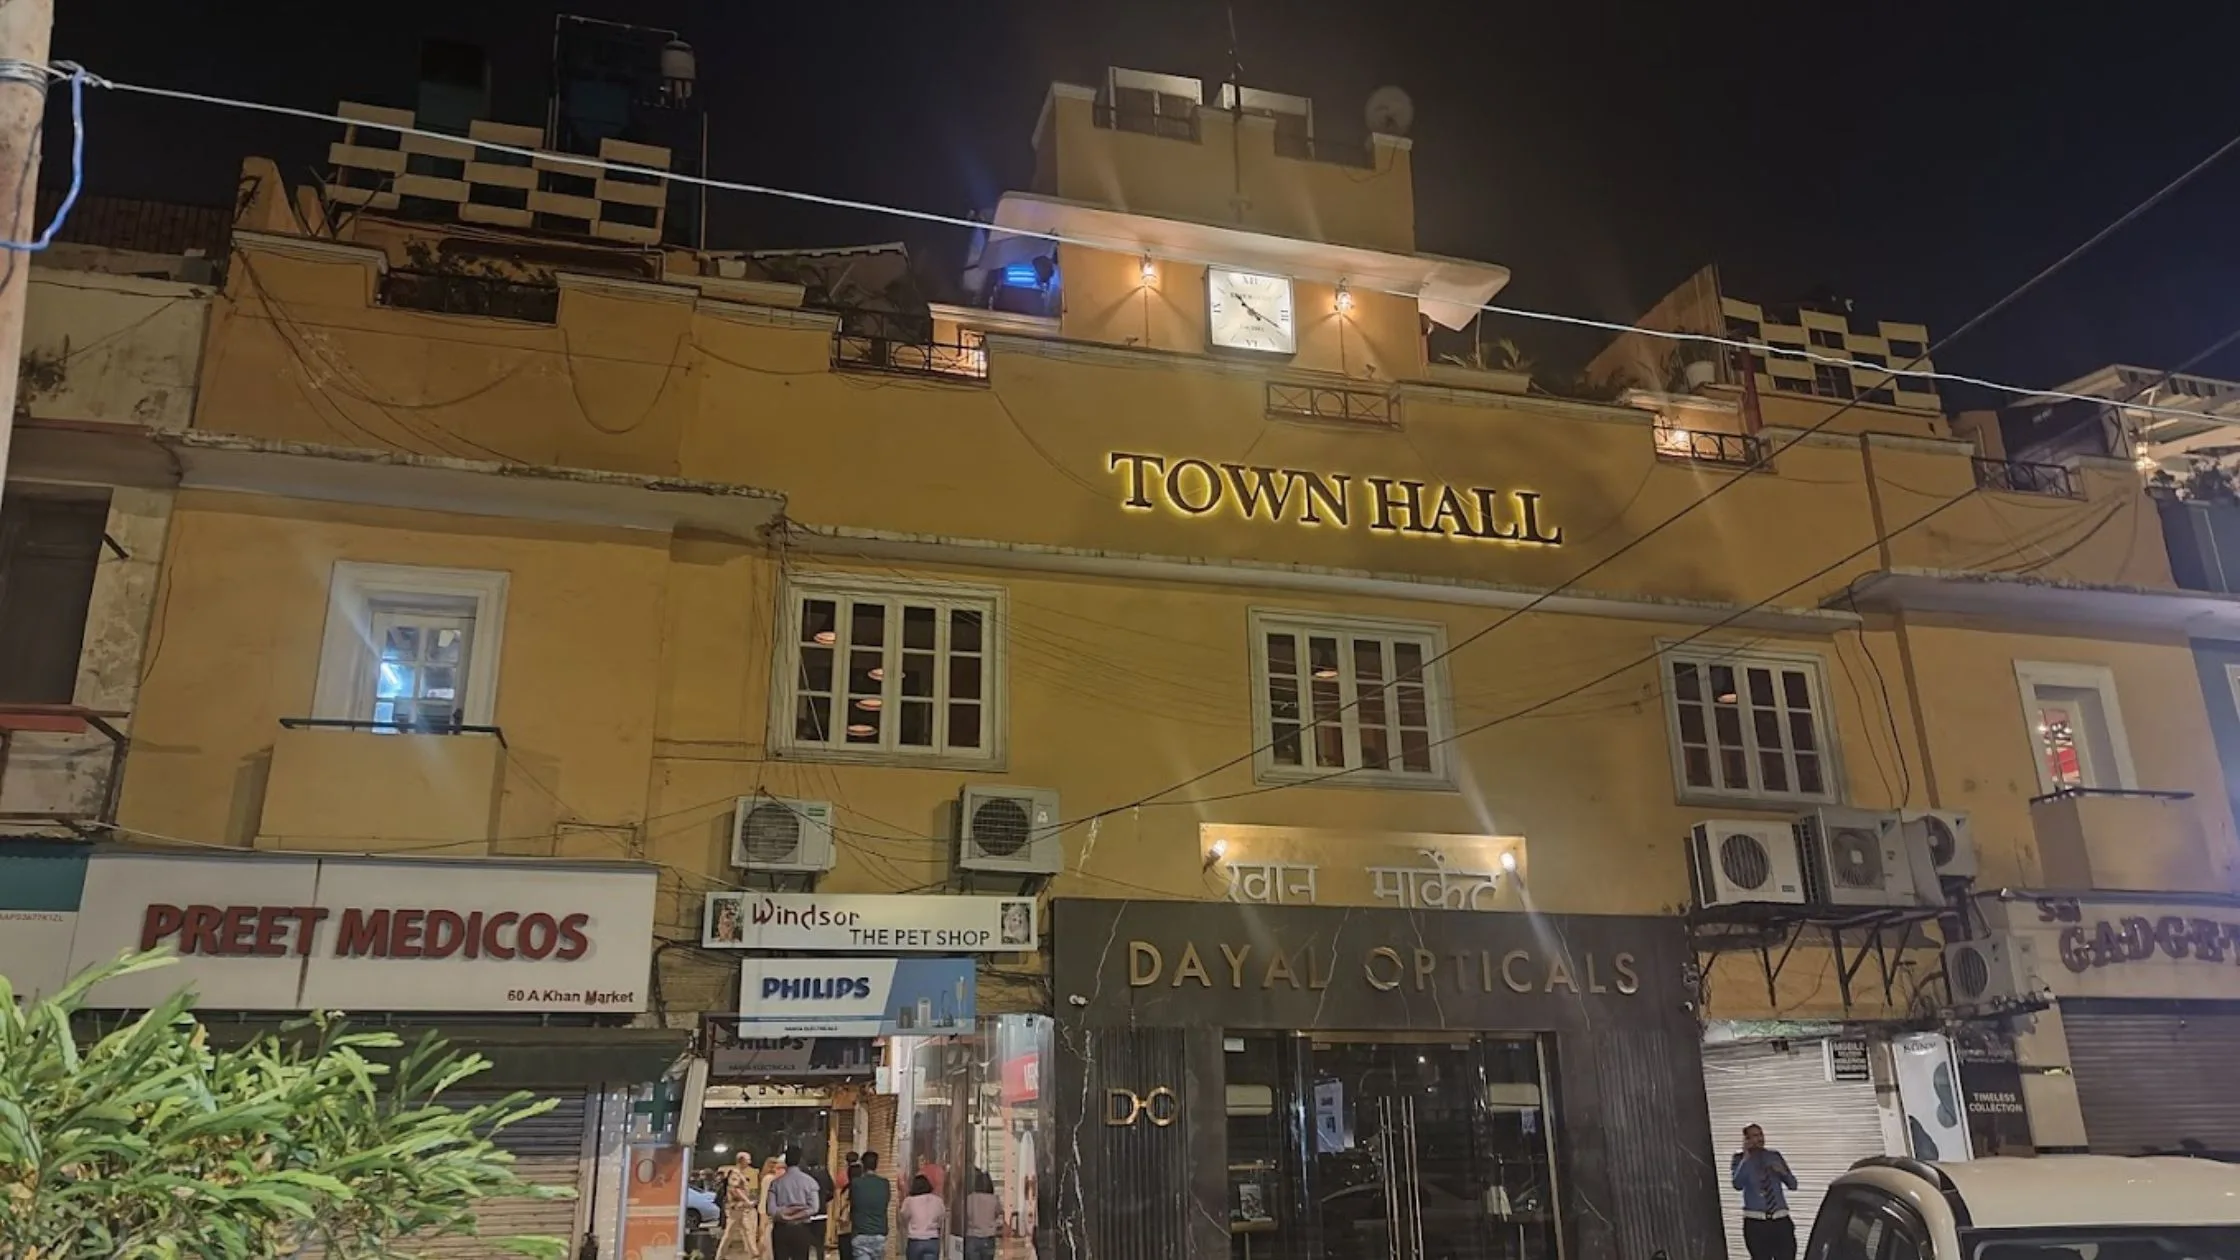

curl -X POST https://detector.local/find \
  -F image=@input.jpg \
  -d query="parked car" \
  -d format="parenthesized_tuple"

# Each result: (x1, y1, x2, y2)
(1811, 1156, 2240, 1260)
(685, 1183, 721, 1233)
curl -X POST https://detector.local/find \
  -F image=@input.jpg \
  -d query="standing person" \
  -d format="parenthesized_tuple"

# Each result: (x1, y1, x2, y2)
(838, 1153, 863, 1260)
(807, 1151, 838, 1260)
(1732, 1124, 1799, 1260)
(768, 1147, 823, 1260)
(718, 1152, 763, 1260)
(963, 1171, 1001, 1260)
(900, 1174, 946, 1260)
(849, 1151, 893, 1260)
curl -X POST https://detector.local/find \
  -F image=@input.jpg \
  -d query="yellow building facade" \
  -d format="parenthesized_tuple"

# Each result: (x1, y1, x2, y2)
(41, 65, 2240, 1260)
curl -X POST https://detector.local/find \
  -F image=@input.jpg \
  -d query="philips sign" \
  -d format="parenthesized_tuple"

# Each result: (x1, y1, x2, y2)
(737, 957, 976, 1037)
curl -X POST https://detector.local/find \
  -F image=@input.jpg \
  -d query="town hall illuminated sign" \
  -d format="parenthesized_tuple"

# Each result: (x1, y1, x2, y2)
(1107, 452, 1563, 545)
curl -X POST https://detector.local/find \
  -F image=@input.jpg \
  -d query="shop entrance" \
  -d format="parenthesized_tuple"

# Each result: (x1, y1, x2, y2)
(1297, 1036, 1557, 1260)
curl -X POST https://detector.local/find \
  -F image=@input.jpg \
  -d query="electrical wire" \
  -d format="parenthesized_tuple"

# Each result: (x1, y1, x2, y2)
(1, 65, 83, 253)
(60, 68, 2240, 426)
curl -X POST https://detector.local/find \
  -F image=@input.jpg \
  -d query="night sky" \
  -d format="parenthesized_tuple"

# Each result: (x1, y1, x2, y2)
(52, 0, 2240, 394)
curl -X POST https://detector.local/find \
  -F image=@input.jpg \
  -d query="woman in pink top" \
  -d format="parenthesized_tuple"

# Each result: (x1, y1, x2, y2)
(900, 1174, 946, 1260)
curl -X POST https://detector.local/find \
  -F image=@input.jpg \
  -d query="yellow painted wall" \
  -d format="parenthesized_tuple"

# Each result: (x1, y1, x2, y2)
(123, 213, 2236, 1032)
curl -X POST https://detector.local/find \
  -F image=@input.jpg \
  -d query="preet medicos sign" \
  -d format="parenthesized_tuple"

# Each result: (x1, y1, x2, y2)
(701, 891, 1038, 952)
(737, 957, 977, 1037)
(45, 851, 657, 1013)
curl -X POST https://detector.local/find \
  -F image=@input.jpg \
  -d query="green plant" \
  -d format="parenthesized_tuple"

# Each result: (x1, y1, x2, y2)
(0, 951, 571, 1259)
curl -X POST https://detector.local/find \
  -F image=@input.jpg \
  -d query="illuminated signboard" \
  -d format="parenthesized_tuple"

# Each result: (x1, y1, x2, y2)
(1107, 452, 1562, 545)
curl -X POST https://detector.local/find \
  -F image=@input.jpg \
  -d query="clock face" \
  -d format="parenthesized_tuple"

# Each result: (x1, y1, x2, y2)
(1206, 269, 1297, 355)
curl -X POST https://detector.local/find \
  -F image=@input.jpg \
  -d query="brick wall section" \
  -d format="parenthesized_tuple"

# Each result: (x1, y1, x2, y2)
(31, 189, 229, 257)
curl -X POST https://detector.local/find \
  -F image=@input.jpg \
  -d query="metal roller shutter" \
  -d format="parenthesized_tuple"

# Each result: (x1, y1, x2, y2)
(417, 1089, 589, 1259)
(2065, 1003, 2240, 1156)
(1703, 1041, 1887, 1260)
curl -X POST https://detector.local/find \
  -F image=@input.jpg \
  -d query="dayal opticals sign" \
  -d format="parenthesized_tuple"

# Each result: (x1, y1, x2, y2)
(737, 957, 977, 1037)
(55, 853, 656, 1013)
(1108, 452, 1564, 546)
(702, 892, 1037, 952)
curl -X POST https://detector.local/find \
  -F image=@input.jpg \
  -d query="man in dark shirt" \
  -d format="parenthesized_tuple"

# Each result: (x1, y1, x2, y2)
(807, 1151, 838, 1260)
(848, 1152, 893, 1260)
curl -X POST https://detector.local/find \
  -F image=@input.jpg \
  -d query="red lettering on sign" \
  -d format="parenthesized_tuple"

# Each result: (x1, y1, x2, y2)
(182, 905, 224, 956)
(337, 908, 388, 956)
(294, 906, 329, 955)
(140, 904, 183, 951)
(424, 910, 466, 959)
(556, 913, 590, 961)
(483, 911, 519, 960)
(222, 906, 258, 955)
(252, 906, 290, 956)
(518, 912, 558, 960)
(391, 909, 427, 959)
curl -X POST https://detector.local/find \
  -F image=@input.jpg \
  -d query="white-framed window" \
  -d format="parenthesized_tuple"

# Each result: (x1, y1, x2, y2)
(773, 575, 1004, 767)
(2014, 660, 2136, 794)
(1249, 610, 1451, 788)
(312, 562, 508, 731)
(1661, 645, 1838, 804)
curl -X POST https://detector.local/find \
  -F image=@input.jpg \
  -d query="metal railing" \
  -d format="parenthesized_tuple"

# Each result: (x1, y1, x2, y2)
(1973, 457, 2078, 498)
(1092, 102, 1201, 143)
(1273, 129, 1378, 170)
(1652, 425, 1767, 469)
(278, 716, 508, 747)
(0, 703, 130, 827)
(377, 269, 560, 324)
(1266, 381, 1396, 426)
(831, 330, 990, 382)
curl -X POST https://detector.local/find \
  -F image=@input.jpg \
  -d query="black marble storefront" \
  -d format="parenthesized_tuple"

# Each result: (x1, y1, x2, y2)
(1048, 898, 1722, 1260)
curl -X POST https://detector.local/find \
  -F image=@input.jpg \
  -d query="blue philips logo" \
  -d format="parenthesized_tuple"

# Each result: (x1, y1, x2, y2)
(762, 975, 873, 1001)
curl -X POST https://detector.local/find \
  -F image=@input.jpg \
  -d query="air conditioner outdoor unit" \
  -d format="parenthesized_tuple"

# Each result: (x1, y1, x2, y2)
(731, 796, 837, 874)
(1902, 810, 1978, 895)
(1796, 807, 1921, 908)
(1688, 820, 1806, 909)
(959, 786, 1062, 876)
(1943, 935, 2044, 1007)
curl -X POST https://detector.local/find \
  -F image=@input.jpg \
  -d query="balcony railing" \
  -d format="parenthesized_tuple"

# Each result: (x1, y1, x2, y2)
(377, 269, 560, 324)
(1266, 381, 1396, 427)
(1273, 129, 1378, 170)
(0, 703, 129, 828)
(1653, 425, 1767, 469)
(831, 331, 989, 383)
(1092, 102, 1201, 143)
(1973, 457, 2078, 499)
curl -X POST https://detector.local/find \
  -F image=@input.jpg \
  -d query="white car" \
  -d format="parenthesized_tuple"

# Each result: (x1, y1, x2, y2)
(685, 1184, 721, 1233)
(1814, 1156, 2240, 1260)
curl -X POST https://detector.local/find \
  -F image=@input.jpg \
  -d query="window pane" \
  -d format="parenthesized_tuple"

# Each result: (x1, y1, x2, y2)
(1759, 750, 1790, 793)
(1272, 722, 1303, 766)
(377, 662, 414, 699)
(849, 600, 885, 647)
(949, 702, 982, 748)
(899, 651, 933, 697)
(1782, 669, 1811, 709)
(798, 645, 834, 693)
(846, 707, 881, 743)
(899, 699, 934, 747)
(801, 598, 837, 646)
(429, 627, 464, 664)
(1308, 636, 1345, 769)
(1753, 708, 1783, 749)
(949, 655, 982, 700)
(902, 604, 937, 651)
(1267, 632, 1298, 677)
(1677, 702, 1707, 744)
(1713, 704, 1743, 748)
(372, 700, 396, 724)
(1672, 660, 1701, 702)
(1796, 752, 1825, 795)
(1398, 727, 1431, 773)
(1684, 746, 1715, 788)
(1360, 726, 1390, 771)
(1720, 748, 1750, 790)
(795, 695, 832, 741)
(1709, 664, 1738, 704)
(382, 625, 420, 660)
(1788, 710, 1817, 752)
(423, 665, 457, 701)
(1746, 667, 1775, 706)
(951, 609, 983, 654)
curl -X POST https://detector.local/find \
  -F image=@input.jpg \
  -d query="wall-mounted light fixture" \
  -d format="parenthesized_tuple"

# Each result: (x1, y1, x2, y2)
(1141, 256, 1158, 285)
(1335, 283, 1355, 313)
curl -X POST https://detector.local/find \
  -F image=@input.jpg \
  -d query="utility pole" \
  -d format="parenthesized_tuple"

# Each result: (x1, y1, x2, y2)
(0, 0, 53, 520)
